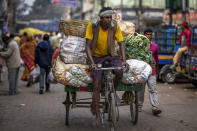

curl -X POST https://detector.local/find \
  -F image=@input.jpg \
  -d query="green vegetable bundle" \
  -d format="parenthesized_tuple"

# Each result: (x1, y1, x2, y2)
(124, 33, 155, 64)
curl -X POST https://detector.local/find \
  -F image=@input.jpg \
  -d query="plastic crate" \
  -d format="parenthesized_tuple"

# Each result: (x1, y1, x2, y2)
(166, 28, 176, 45)
(174, 43, 180, 52)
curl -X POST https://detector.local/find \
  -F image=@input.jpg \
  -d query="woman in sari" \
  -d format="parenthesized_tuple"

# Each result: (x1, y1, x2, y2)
(20, 36, 37, 87)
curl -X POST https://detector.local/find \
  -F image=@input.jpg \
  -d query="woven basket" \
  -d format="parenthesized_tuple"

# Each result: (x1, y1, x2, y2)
(59, 20, 89, 38)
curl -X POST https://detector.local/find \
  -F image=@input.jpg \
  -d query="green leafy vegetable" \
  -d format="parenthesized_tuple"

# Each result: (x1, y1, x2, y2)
(124, 33, 155, 65)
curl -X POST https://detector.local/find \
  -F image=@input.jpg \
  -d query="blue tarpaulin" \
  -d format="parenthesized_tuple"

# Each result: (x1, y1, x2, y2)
(28, 19, 59, 32)
(52, 0, 77, 7)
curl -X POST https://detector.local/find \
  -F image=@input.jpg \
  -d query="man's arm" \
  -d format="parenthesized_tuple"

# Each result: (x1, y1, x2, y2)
(118, 41, 126, 63)
(86, 39, 94, 65)
(0, 44, 13, 58)
(155, 44, 159, 71)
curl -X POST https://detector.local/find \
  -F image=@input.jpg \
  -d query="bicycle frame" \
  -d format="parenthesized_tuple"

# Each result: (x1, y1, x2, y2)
(63, 65, 141, 128)
(95, 66, 122, 130)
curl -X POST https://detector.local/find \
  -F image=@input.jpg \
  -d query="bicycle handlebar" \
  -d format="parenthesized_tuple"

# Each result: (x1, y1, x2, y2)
(94, 67, 123, 71)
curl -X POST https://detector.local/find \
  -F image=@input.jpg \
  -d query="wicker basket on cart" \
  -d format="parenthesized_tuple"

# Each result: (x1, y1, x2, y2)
(59, 20, 89, 38)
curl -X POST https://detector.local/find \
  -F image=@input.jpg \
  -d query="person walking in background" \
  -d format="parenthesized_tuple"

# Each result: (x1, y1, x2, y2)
(51, 35, 61, 63)
(138, 28, 162, 116)
(20, 36, 37, 87)
(14, 35, 21, 46)
(19, 32, 28, 47)
(0, 35, 21, 95)
(35, 34, 43, 44)
(51, 35, 60, 50)
(35, 34, 54, 94)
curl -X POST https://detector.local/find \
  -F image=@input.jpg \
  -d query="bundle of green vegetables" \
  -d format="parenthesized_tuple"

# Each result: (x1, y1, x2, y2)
(124, 33, 155, 64)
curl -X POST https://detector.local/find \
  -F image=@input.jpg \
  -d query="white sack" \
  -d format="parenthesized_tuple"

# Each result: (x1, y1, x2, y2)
(59, 36, 87, 64)
(52, 57, 92, 88)
(29, 67, 40, 84)
(122, 59, 152, 84)
(47, 70, 57, 84)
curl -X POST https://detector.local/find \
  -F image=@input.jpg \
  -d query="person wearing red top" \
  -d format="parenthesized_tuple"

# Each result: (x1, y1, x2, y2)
(52, 48, 58, 63)
(173, 22, 191, 67)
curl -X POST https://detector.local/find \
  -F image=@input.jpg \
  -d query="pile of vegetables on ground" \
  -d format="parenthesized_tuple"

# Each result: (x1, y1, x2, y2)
(124, 33, 155, 65)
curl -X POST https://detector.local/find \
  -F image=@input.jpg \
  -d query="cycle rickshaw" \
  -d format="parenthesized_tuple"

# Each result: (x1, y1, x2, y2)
(62, 64, 141, 131)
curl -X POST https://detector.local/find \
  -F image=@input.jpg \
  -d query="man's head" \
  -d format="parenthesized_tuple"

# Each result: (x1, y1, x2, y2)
(10, 34, 15, 40)
(181, 22, 189, 31)
(144, 28, 153, 41)
(43, 34, 49, 41)
(23, 32, 28, 37)
(99, 7, 113, 30)
(2, 35, 11, 44)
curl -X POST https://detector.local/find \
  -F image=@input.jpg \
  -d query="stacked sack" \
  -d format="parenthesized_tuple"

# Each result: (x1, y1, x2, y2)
(113, 11, 135, 37)
(53, 57, 92, 88)
(55, 18, 148, 87)
(122, 59, 152, 84)
(59, 36, 87, 64)
(123, 31, 153, 84)
(53, 20, 92, 88)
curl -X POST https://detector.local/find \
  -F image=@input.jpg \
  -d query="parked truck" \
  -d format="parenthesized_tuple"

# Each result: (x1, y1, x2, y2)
(154, 26, 197, 87)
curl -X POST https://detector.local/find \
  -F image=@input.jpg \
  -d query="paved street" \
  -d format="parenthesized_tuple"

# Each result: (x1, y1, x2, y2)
(0, 67, 197, 131)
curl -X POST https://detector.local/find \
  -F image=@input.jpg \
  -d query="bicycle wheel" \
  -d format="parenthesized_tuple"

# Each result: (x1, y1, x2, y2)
(110, 92, 117, 131)
(65, 92, 71, 125)
(130, 91, 138, 125)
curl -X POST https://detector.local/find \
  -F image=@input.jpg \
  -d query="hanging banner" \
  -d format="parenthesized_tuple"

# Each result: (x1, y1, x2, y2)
(52, 0, 77, 7)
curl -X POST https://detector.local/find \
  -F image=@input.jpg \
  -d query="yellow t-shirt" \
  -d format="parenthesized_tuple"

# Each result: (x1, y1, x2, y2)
(85, 22, 123, 57)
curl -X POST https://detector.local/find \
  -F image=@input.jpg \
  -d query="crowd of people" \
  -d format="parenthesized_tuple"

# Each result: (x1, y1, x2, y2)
(0, 31, 61, 95)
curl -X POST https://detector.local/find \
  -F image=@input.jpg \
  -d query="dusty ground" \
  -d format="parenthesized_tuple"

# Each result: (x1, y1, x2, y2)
(0, 67, 197, 131)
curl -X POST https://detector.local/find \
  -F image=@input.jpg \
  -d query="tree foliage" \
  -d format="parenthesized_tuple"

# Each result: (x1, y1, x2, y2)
(15, 0, 31, 20)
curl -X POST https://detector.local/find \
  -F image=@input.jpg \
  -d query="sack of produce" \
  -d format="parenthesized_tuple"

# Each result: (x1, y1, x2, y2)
(52, 57, 92, 88)
(59, 20, 89, 38)
(122, 59, 152, 84)
(59, 36, 87, 64)
(124, 33, 155, 65)
(113, 11, 135, 37)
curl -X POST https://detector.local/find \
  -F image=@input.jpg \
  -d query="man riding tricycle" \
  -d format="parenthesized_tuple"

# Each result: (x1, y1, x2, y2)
(54, 7, 153, 131)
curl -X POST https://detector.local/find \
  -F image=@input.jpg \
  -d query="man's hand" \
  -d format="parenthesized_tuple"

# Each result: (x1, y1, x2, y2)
(122, 62, 129, 72)
(90, 63, 97, 70)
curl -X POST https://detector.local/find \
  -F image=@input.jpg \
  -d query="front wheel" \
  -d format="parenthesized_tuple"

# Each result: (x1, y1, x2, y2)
(130, 91, 138, 124)
(109, 92, 117, 131)
(162, 69, 176, 83)
(65, 92, 71, 125)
